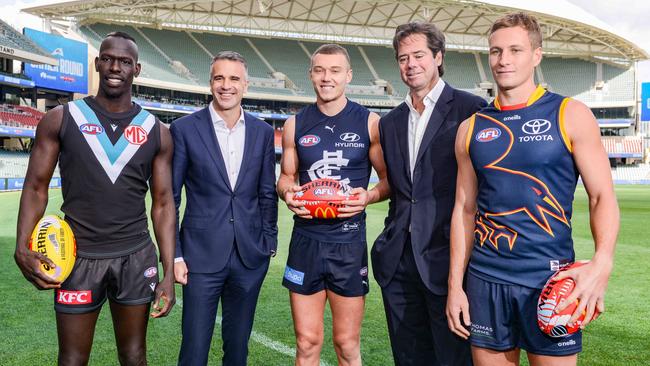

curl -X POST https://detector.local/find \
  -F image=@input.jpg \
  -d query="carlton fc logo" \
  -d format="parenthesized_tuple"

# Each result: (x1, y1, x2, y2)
(522, 119, 551, 135)
(476, 128, 501, 142)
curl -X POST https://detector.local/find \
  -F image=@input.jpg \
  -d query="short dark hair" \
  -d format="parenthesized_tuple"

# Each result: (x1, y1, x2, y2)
(489, 12, 542, 49)
(210, 50, 248, 79)
(310, 44, 351, 69)
(393, 21, 445, 77)
(104, 31, 137, 44)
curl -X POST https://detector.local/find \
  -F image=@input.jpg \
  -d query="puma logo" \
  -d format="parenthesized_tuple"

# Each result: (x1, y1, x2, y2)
(325, 125, 335, 133)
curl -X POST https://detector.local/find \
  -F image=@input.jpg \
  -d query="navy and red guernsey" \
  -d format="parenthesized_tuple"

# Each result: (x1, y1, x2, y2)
(293, 99, 371, 242)
(467, 86, 579, 289)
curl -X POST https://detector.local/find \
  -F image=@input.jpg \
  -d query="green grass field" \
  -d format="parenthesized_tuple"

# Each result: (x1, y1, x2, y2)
(0, 186, 648, 365)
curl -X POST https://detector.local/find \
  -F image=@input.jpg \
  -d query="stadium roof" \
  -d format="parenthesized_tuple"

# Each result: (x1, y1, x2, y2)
(22, 0, 648, 63)
(0, 18, 57, 65)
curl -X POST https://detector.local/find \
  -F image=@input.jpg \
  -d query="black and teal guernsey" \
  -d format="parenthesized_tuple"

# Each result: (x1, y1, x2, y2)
(58, 97, 160, 258)
(293, 100, 371, 242)
(467, 86, 579, 288)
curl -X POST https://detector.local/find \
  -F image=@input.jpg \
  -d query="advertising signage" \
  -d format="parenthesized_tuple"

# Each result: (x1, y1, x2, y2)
(23, 28, 88, 94)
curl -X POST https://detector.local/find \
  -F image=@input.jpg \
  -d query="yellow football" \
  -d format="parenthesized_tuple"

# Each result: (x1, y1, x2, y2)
(29, 215, 76, 282)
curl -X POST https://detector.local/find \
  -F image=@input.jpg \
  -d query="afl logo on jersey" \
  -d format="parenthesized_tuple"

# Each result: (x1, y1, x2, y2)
(476, 128, 501, 142)
(299, 135, 321, 147)
(79, 123, 104, 135)
(124, 125, 148, 145)
(522, 119, 551, 135)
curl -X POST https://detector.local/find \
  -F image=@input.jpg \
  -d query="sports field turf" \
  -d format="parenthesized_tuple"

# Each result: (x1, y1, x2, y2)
(0, 185, 648, 365)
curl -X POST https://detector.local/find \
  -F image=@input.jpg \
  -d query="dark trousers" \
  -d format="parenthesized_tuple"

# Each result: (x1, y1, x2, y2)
(178, 247, 269, 366)
(380, 239, 472, 366)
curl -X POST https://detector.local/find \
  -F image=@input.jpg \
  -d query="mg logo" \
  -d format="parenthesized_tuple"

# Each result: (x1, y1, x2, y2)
(340, 132, 360, 142)
(124, 125, 148, 145)
(522, 119, 551, 135)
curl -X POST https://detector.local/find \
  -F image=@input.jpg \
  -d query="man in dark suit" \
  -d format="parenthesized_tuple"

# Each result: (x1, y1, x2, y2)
(371, 22, 487, 365)
(171, 51, 278, 366)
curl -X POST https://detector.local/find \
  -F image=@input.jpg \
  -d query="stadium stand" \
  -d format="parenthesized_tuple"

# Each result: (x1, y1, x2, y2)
(0, 104, 44, 129)
(0, 19, 50, 58)
(541, 57, 596, 97)
(601, 136, 644, 158)
(611, 164, 650, 183)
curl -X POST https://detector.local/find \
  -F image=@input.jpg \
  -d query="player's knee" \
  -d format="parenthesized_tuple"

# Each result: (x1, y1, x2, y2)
(332, 334, 360, 361)
(117, 345, 147, 366)
(58, 349, 91, 366)
(296, 332, 323, 356)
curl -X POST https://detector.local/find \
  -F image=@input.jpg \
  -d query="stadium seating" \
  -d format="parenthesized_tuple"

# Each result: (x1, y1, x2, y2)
(0, 19, 50, 58)
(75, 23, 637, 106)
(601, 136, 644, 157)
(0, 104, 44, 129)
(611, 164, 650, 182)
(0, 150, 61, 178)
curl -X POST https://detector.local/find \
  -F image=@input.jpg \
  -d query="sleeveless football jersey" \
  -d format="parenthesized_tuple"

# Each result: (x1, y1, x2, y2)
(467, 86, 578, 288)
(293, 100, 371, 242)
(58, 97, 160, 258)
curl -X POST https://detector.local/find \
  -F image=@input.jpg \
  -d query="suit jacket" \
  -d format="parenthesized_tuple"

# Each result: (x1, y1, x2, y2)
(371, 84, 487, 295)
(171, 108, 278, 273)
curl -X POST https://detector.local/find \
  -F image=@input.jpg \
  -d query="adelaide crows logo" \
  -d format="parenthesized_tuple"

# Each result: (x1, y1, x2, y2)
(474, 113, 569, 251)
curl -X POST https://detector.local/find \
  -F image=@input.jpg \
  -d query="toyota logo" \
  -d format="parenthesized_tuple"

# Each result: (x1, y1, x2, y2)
(340, 132, 360, 142)
(522, 119, 551, 135)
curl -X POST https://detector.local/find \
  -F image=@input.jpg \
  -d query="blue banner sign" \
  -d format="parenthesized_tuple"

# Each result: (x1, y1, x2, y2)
(24, 28, 88, 94)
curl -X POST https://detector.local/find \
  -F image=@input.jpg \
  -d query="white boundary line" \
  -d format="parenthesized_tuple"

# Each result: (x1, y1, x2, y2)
(176, 298, 332, 366)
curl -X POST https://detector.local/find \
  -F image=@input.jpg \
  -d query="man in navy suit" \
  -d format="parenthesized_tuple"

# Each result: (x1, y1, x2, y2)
(171, 51, 278, 366)
(371, 22, 487, 365)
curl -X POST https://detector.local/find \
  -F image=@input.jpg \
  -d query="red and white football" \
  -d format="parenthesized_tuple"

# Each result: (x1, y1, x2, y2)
(294, 178, 358, 219)
(537, 261, 598, 337)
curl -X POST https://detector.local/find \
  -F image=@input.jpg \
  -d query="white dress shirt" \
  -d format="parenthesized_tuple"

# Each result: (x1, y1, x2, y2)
(209, 102, 246, 189)
(405, 79, 446, 177)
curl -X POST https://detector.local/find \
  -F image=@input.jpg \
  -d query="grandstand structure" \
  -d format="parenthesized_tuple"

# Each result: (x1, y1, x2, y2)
(0, 0, 647, 186)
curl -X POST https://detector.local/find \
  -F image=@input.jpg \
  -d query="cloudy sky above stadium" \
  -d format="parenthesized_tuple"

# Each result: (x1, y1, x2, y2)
(2, 0, 650, 80)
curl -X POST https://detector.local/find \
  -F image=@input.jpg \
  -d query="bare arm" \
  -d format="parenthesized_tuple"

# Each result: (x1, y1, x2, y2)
(446, 116, 478, 339)
(338, 112, 390, 217)
(15, 107, 63, 290)
(554, 99, 619, 326)
(276, 116, 311, 218)
(149, 122, 176, 318)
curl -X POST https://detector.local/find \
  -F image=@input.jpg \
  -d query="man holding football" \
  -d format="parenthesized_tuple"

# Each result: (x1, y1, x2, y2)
(15, 32, 175, 365)
(446, 12, 619, 366)
(276, 44, 389, 366)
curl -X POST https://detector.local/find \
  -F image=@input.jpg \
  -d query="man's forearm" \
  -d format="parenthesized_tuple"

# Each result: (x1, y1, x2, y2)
(152, 201, 176, 275)
(448, 210, 475, 290)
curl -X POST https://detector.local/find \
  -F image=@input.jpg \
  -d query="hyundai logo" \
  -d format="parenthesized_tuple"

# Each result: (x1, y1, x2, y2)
(340, 132, 360, 142)
(522, 119, 551, 135)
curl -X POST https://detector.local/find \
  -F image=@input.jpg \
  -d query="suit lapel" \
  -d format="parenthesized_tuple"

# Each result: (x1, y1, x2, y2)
(414, 84, 453, 166)
(194, 108, 232, 190)
(233, 113, 258, 192)
(394, 103, 412, 181)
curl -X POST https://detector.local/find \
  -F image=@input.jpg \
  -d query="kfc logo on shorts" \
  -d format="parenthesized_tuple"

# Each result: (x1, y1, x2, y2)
(124, 125, 148, 145)
(57, 290, 92, 305)
(144, 267, 157, 278)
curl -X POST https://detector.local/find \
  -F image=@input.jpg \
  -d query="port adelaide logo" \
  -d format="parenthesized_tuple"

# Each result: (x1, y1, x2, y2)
(520, 119, 553, 143)
(336, 132, 365, 148)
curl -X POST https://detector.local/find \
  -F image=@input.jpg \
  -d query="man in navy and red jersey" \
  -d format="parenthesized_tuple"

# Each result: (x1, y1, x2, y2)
(446, 12, 619, 366)
(277, 44, 389, 366)
(15, 32, 175, 365)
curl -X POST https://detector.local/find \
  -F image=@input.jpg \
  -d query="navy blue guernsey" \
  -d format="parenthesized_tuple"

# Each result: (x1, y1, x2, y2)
(467, 86, 579, 288)
(58, 97, 160, 258)
(293, 100, 371, 242)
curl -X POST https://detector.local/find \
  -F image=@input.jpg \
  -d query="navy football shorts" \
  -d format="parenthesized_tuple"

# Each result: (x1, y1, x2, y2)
(467, 273, 582, 356)
(282, 230, 369, 297)
(54, 243, 158, 314)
